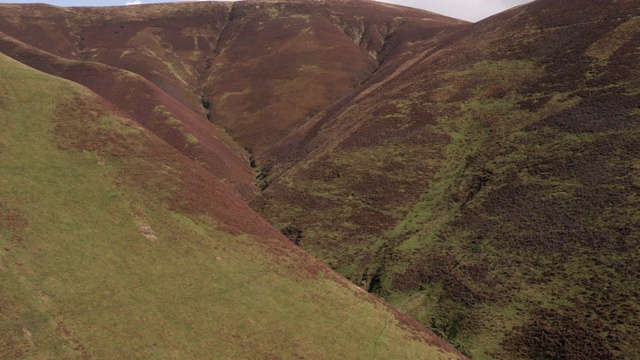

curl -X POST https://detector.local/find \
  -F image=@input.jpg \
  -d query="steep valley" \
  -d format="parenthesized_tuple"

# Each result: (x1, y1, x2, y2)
(1, 0, 639, 358)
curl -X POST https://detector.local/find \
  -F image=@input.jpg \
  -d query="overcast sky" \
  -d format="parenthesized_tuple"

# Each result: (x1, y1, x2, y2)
(0, 0, 534, 22)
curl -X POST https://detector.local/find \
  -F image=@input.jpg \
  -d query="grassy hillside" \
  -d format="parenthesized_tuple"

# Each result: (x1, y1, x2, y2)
(253, 0, 640, 357)
(0, 54, 464, 359)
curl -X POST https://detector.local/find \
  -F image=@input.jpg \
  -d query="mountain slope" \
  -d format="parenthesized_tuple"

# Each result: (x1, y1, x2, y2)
(0, 53, 464, 359)
(252, 0, 640, 357)
(0, 1, 465, 158)
(0, 2, 230, 113)
(200, 0, 466, 155)
(0, 1, 464, 200)
(0, 28, 257, 200)
(2, 0, 639, 358)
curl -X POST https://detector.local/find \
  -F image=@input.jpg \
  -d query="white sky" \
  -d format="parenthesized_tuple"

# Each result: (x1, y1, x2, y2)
(0, 0, 534, 22)
(381, 0, 533, 22)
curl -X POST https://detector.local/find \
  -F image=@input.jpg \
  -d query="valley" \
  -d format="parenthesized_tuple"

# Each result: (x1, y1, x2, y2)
(1, 0, 638, 358)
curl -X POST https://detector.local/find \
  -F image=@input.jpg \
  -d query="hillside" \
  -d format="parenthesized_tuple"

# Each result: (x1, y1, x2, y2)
(253, 0, 640, 357)
(0, 53, 465, 358)
(0, 1, 464, 158)
(1, 0, 639, 359)
(0, 2, 258, 199)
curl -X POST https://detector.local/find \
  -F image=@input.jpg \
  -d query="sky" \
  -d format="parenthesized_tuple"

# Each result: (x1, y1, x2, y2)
(0, 0, 534, 22)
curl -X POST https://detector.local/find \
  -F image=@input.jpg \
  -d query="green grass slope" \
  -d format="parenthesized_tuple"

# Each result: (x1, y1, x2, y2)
(0, 54, 464, 359)
(253, 0, 640, 357)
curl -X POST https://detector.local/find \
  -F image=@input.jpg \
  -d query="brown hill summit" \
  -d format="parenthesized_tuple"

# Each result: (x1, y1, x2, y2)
(1, 0, 639, 358)
(0, 1, 464, 156)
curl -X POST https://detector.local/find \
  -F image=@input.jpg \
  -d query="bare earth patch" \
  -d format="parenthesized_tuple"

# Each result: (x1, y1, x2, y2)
(138, 222, 158, 242)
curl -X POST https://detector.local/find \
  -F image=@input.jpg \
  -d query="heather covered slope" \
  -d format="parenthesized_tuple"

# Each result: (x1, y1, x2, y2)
(0, 2, 231, 113)
(201, 0, 465, 155)
(0, 54, 465, 359)
(253, 0, 640, 357)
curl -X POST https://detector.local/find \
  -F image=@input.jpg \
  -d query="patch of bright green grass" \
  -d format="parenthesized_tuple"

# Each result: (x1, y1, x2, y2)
(587, 16, 640, 62)
(185, 133, 199, 145)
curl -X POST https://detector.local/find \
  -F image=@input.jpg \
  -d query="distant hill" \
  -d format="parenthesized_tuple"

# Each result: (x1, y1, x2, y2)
(1, 0, 639, 358)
